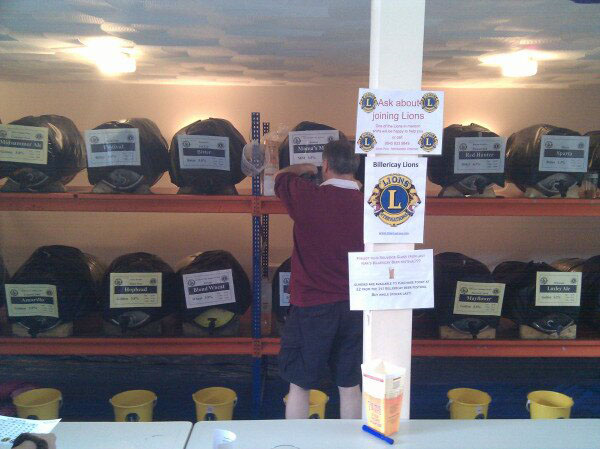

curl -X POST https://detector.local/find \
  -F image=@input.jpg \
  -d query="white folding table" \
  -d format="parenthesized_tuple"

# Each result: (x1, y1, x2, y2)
(187, 418, 600, 449)
(53, 421, 192, 449)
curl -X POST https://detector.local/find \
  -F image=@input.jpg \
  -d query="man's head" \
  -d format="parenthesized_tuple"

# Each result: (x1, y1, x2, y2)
(322, 139, 360, 181)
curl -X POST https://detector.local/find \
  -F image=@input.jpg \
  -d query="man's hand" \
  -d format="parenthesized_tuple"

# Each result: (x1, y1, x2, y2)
(275, 164, 318, 178)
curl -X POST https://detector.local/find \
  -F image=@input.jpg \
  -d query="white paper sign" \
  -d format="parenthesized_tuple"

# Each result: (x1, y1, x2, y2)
(4, 284, 59, 318)
(182, 269, 236, 309)
(0, 416, 60, 448)
(349, 249, 434, 311)
(539, 135, 589, 173)
(454, 137, 506, 174)
(355, 88, 444, 155)
(364, 156, 427, 244)
(110, 273, 162, 308)
(535, 272, 581, 307)
(288, 130, 339, 166)
(85, 128, 141, 168)
(279, 272, 291, 307)
(177, 135, 230, 170)
(453, 281, 505, 316)
(0, 124, 48, 165)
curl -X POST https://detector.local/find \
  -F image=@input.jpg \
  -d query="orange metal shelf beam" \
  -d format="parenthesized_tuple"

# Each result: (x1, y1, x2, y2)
(0, 337, 257, 356)
(263, 197, 600, 217)
(0, 192, 254, 213)
(261, 338, 600, 358)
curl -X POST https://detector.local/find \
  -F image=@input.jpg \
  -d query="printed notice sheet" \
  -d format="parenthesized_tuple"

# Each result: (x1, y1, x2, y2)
(355, 88, 444, 155)
(349, 249, 434, 311)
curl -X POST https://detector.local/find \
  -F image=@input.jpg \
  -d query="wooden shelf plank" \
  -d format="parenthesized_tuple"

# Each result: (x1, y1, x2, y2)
(2, 193, 600, 216)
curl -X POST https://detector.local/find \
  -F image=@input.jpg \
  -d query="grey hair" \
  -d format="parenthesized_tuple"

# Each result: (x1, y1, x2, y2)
(322, 139, 360, 175)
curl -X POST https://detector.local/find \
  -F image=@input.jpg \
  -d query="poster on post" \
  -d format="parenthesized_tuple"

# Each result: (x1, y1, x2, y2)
(363, 156, 427, 244)
(355, 88, 444, 156)
(349, 249, 434, 311)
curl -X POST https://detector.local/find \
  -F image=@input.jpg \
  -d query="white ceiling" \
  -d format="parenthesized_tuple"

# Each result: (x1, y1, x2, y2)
(0, 0, 598, 88)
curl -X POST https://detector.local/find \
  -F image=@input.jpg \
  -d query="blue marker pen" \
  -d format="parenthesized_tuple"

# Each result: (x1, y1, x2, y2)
(362, 424, 394, 445)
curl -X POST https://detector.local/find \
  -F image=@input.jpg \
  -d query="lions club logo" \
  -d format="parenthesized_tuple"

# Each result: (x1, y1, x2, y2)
(420, 92, 439, 113)
(357, 132, 377, 152)
(368, 174, 421, 227)
(419, 132, 438, 152)
(359, 91, 377, 113)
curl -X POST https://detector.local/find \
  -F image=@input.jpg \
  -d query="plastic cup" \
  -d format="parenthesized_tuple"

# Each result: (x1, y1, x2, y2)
(447, 388, 491, 419)
(527, 390, 574, 419)
(109, 389, 157, 422)
(193, 387, 237, 421)
(13, 388, 62, 420)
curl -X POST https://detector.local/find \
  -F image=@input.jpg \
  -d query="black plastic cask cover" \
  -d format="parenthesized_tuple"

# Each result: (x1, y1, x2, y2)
(553, 256, 600, 329)
(434, 252, 500, 334)
(586, 131, 600, 174)
(6, 245, 103, 335)
(169, 118, 246, 194)
(492, 261, 580, 332)
(272, 258, 292, 323)
(176, 250, 251, 320)
(428, 123, 504, 190)
(277, 121, 364, 184)
(101, 252, 177, 328)
(87, 118, 169, 190)
(0, 115, 85, 189)
(505, 124, 583, 194)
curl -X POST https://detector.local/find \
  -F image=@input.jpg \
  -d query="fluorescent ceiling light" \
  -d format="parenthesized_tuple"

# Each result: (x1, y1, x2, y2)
(64, 37, 138, 75)
(479, 49, 586, 78)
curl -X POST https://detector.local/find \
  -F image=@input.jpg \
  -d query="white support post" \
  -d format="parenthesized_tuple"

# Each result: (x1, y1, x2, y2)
(365, 0, 426, 419)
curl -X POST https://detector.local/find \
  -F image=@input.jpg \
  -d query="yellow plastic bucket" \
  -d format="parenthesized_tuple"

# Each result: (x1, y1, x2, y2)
(193, 387, 237, 421)
(527, 391, 574, 419)
(447, 388, 491, 419)
(283, 389, 329, 419)
(13, 388, 62, 420)
(109, 390, 157, 422)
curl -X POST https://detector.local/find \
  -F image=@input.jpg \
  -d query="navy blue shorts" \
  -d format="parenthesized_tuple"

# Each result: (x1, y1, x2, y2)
(278, 301, 363, 390)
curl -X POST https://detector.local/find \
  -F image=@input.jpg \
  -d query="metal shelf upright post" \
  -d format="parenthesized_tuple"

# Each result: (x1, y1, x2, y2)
(251, 112, 263, 419)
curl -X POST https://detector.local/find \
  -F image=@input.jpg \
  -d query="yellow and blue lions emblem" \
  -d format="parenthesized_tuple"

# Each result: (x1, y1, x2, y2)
(368, 174, 421, 227)
(357, 132, 377, 152)
(360, 91, 377, 113)
(419, 132, 438, 152)
(420, 92, 439, 113)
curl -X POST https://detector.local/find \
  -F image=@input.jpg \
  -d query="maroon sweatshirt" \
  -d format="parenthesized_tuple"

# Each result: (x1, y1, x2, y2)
(275, 172, 364, 307)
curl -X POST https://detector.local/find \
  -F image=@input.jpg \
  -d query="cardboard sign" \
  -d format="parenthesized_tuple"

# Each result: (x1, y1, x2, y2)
(288, 130, 339, 166)
(539, 135, 589, 173)
(85, 128, 141, 168)
(109, 273, 162, 308)
(182, 269, 236, 309)
(535, 272, 581, 307)
(355, 88, 444, 155)
(0, 124, 48, 165)
(177, 135, 230, 170)
(453, 137, 506, 174)
(349, 249, 434, 311)
(4, 284, 58, 318)
(453, 281, 505, 316)
(363, 156, 427, 244)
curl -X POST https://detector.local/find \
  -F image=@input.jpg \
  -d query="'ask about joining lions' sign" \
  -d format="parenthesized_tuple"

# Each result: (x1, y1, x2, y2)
(364, 156, 427, 244)
(355, 88, 444, 156)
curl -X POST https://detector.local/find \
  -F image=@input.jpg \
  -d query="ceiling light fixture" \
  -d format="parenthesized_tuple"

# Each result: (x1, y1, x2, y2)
(479, 50, 538, 77)
(85, 38, 136, 75)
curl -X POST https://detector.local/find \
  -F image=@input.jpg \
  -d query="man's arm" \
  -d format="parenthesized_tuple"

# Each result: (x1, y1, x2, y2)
(275, 163, 318, 179)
